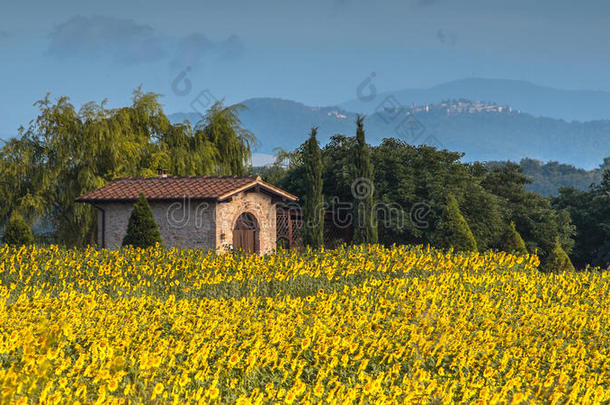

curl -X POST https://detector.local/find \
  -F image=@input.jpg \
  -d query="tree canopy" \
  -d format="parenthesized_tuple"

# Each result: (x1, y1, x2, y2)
(262, 136, 575, 265)
(553, 168, 610, 268)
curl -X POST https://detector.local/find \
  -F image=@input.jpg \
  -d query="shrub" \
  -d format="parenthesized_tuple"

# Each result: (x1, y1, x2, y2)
(434, 194, 478, 252)
(543, 237, 575, 272)
(500, 221, 528, 255)
(122, 193, 163, 248)
(2, 213, 35, 246)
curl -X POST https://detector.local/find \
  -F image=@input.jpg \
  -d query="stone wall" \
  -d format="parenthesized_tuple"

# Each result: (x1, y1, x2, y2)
(95, 192, 277, 253)
(214, 191, 277, 254)
(96, 200, 216, 250)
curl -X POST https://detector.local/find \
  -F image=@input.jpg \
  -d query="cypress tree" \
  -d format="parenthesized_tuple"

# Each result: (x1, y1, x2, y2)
(353, 115, 378, 245)
(2, 213, 35, 246)
(122, 193, 163, 248)
(302, 127, 324, 249)
(500, 221, 528, 255)
(434, 194, 478, 252)
(543, 237, 575, 272)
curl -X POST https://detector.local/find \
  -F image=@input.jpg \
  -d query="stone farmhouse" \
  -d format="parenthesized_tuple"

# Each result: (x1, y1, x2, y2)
(76, 174, 298, 254)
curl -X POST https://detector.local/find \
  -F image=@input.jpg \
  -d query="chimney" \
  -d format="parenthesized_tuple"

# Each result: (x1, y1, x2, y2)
(157, 168, 168, 178)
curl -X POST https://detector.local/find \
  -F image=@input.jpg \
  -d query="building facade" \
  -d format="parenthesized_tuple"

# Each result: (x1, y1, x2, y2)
(76, 175, 298, 254)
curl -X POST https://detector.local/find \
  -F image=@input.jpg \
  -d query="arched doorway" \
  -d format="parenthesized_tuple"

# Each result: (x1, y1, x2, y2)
(233, 212, 259, 253)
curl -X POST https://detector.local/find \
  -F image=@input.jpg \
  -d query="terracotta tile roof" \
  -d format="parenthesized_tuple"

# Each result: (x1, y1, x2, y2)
(76, 176, 298, 203)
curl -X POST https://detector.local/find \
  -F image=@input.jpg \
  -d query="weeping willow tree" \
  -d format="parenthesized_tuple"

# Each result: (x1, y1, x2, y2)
(0, 89, 255, 247)
(199, 101, 256, 175)
(0, 137, 45, 230)
(160, 121, 219, 176)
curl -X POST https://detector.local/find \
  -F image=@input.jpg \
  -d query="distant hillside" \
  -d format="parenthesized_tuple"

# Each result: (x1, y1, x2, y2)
(488, 158, 606, 196)
(169, 98, 360, 154)
(170, 97, 610, 169)
(520, 158, 606, 195)
(341, 78, 610, 122)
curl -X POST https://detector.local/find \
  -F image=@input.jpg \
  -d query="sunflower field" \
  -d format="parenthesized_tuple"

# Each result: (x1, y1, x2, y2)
(1, 244, 609, 404)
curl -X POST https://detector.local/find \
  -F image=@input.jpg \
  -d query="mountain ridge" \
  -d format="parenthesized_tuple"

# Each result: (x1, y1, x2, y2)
(169, 96, 610, 170)
(340, 78, 610, 122)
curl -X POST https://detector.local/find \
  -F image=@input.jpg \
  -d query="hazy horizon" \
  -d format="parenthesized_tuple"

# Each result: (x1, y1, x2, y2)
(3, 1, 610, 136)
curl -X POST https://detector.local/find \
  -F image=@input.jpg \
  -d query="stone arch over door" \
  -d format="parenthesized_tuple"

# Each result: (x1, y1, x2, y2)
(232, 212, 260, 253)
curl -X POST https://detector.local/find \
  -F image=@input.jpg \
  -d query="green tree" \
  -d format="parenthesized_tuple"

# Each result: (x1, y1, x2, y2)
(554, 167, 610, 268)
(199, 101, 256, 175)
(257, 148, 296, 188)
(543, 237, 575, 272)
(370, 139, 503, 249)
(459, 182, 504, 252)
(371, 139, 461, 246)
(434, 194, 478, 252)
(122, 193, 162, 249)
(322, 135, 356, 204)
(159, 120, 218, 177)
(302, 128, 324, 249)
(553, 187, 599, 267)
(268, 147, 307, 198)
(499, 221, 528, 255)
(262, 135, 574, 260)
(482, 163, 574, 258)
(352, 115, 378, 244)
(2, 213, 35, 246)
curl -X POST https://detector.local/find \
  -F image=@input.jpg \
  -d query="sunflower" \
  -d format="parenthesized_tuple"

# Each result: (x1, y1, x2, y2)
(179, 373, 190, 388)
(208, 385, 220, 400)
(151, 382, 164, 400)
(228, 353, 241, 368)
(107, 378, 119, 393)
(284, 390, 297, 404)
(301, 337, 311, 350)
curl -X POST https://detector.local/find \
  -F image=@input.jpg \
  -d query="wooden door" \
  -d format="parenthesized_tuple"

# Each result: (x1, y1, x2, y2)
(233, 212, 258, 253)
(233, 229, 256, 253)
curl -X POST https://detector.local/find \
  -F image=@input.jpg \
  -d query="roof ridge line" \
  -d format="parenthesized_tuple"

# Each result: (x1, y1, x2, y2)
(75, 174, 298, 203)
(112, 175, 257, 181)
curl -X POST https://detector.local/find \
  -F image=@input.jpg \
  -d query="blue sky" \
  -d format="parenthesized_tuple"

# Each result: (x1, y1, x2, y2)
(1, 0, 610, 139)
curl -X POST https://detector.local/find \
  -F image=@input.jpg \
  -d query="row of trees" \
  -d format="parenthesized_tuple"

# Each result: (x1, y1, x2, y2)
(0, 89, 254, 247)
(262, 118, 576, 271)
(300, 117, 380, 249)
